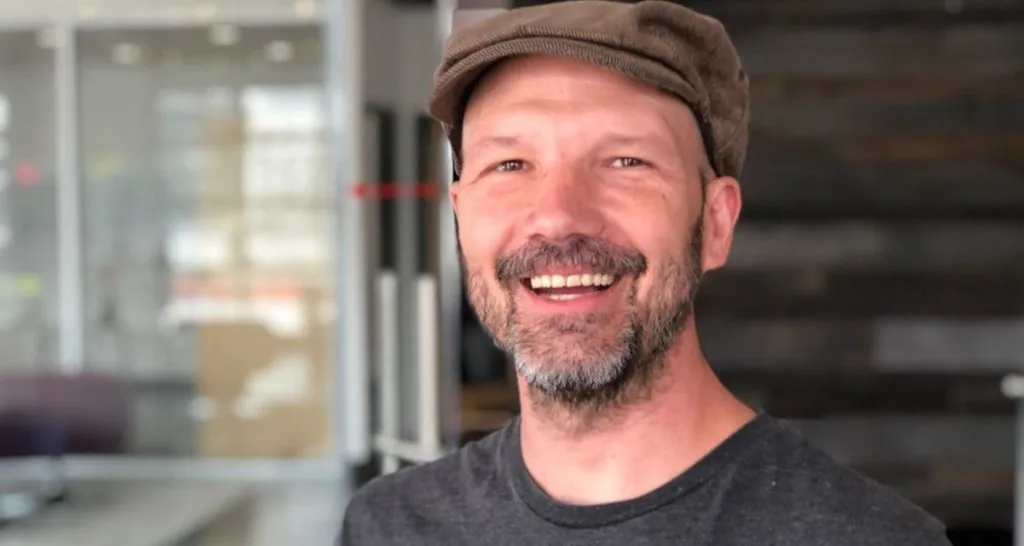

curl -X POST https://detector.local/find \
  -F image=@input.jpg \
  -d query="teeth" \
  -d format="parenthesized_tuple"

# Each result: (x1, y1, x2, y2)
(529, 273, 616, 289)
(546, 293, 584, 301)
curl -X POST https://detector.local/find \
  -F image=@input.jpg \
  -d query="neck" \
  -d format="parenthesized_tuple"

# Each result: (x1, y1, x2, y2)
(516, 324, 755, 506)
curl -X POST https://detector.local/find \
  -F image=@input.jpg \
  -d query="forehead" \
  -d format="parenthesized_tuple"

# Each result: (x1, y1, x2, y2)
(472, 55, 654, 98)
(462, 55, 701, 141)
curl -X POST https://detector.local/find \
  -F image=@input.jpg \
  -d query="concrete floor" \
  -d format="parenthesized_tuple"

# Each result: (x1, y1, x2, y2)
(180, 483, 347, 546)
(0, 480, 346, 546)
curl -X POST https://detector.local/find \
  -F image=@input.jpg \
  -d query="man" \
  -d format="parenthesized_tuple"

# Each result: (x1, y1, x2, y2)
(340, 1, 952, 544)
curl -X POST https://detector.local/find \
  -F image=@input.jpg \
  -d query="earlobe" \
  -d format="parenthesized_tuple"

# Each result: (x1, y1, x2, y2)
(701, 176, 742, 272)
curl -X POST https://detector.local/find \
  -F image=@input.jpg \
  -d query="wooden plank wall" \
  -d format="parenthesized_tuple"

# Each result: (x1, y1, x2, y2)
(676, 1, 1024, 394)
(492, 0, 1024, 419)
(636, 0, 1024, 217)
(460, 3, 1022, 520)
(728, 20, 1024, 217)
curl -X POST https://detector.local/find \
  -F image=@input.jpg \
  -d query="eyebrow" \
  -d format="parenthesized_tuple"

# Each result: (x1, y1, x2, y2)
(595, 133, 665, 148)
(463, 135, 523, 152)
(465, 132, 661, 151)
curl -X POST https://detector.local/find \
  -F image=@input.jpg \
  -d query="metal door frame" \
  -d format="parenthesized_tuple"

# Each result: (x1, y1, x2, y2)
(369, 0, 516, 474)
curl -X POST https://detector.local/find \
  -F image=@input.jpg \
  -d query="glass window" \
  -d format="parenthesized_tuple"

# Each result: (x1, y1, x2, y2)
(78, 25, 334, 459)
(0, 30, 58, 372)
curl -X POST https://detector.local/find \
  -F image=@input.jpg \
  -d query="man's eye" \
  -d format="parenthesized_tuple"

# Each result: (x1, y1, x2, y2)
(495, 159, 525, 172)
(610, 157, 645, 168)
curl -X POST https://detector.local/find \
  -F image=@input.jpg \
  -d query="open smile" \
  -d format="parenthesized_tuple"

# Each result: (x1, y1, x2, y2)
(518, 271, 623, 311)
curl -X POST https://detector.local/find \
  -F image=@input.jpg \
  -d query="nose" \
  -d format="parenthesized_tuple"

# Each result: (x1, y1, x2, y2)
(521, 168, 604, 241)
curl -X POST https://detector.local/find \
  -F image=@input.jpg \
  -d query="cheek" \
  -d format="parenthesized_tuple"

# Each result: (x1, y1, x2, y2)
(613, 209, 692, 300)
(607, 181, 685, 239)
(456, 199, 517, 270)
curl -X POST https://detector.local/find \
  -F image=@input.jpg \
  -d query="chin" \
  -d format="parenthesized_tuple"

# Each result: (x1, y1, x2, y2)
(512, 337, 636, 395)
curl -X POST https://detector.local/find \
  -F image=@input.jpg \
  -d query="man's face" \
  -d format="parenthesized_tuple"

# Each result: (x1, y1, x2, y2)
(452, 56, 730, 409)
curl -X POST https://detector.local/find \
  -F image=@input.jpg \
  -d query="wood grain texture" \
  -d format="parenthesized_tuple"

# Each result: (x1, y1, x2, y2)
(727, 221, 1024, 271)
(456, 1, 1024, 384)
(729, 19, 1024, 215)
(719, 370, 1011, 416)
(698, 318, 1024, 372)
(696, 271, 1024, 318)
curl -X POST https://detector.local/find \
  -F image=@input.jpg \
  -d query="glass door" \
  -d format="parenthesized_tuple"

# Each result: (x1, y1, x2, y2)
(78, 24, 336, 459)
(0, 29, 59, 373)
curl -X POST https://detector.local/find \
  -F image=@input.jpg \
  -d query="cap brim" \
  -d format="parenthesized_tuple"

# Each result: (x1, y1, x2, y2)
(429, 36, 695, 131)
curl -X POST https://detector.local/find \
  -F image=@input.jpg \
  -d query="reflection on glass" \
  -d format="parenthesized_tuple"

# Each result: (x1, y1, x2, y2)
(79, 25, 333, 459)
(0, 31, 58, 371)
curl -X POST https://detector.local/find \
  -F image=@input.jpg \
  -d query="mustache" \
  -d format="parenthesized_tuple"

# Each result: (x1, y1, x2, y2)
(495, 235, 647, 282)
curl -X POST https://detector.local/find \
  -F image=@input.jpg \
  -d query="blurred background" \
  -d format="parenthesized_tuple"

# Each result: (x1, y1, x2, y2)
(0, 0, 1021, 544)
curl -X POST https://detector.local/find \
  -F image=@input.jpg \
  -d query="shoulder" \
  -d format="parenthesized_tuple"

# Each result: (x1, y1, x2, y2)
(339, 427, 508, 544)
(745, 417, 950, 545)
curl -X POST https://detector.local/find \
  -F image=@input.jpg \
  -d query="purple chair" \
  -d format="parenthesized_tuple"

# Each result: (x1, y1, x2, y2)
(0, 372, 131, 515)
(0, 372, 130, 457)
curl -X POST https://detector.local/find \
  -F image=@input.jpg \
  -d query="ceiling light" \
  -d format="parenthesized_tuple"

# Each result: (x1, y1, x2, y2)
(264, 40, 294, 63)
(209, 24, 240, 47)
(112, 42, 142, 65)
(35, 28, 58, 49)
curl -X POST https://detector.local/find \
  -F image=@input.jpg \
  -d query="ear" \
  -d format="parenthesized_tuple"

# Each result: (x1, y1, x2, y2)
(449, 182, 461, 217)
(701, 176, 742, 272)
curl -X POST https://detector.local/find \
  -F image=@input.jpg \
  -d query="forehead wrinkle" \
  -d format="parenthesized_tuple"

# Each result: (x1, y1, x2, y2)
(462, 55, 709, 179)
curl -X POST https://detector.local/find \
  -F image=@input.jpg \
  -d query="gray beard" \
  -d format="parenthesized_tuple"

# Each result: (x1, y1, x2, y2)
(510, 256, 699, 414)
(464, 223, 704, 416)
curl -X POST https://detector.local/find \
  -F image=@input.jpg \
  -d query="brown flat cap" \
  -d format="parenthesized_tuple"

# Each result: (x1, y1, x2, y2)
(428, 0, 751, 180)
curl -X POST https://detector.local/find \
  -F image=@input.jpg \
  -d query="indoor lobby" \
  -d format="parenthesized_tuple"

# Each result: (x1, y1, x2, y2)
(2, 0, 1023, 544)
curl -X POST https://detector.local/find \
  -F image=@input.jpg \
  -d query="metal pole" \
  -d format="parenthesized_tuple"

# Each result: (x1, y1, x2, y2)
(1016, 400, 1024, 546)
(395, 112, 420, 444)
(417, 274, 441, 455)
(434, 0, 462, 455)
(436, 154, 462, 451)
(1002, 374, 1024, 546)
(325, 0, 371, 467)
(376, 272, 400, 473)
(437, 0, 456, 36)
(433, 3, 510, 452)
(55, 21, 84, 373)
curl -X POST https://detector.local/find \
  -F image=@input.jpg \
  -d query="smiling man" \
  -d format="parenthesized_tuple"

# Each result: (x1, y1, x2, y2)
(339, 1, 952, 544)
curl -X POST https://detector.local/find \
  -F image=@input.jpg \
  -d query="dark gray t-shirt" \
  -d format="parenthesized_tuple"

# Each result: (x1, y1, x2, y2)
(339, 413, 951, 545)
